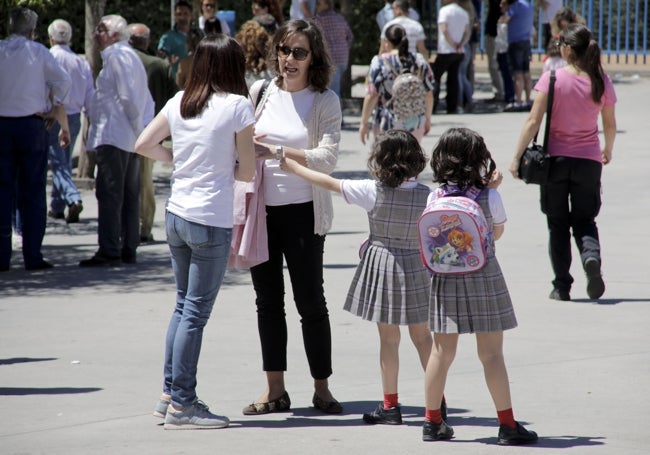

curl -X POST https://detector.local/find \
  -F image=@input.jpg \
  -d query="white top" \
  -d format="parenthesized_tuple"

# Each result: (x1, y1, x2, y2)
(198, 16, 231, 36)
(495, 21, 509, 54)
(426, 188, 507, 225)
(437, 3, 470, 54)
(381, 16, 426, 55)
(541, 0, 563, 23)
(50, 44, 94, 115)
(376, 3, 421, 31)
(255, 83, 316, 206)
(341, 179, 423, 212)
(0, 35, 70, 117)
(290, 0, 316, 20)
(87, 41, 154, 152)
(161, 91, 255, 227)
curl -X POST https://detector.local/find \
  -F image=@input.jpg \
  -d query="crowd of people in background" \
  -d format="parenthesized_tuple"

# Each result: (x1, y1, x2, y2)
(1, 0, 617, 444)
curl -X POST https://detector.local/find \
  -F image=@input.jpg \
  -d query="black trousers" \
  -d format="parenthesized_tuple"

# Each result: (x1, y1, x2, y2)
(250, 201, 332, 379)
(432, 53, 464, 114)
(540, 156, 603, 292)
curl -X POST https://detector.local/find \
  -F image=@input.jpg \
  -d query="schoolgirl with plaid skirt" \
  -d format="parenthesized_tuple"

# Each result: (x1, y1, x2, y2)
(280, 130, 443, 425)
(422, 127, 538, 446)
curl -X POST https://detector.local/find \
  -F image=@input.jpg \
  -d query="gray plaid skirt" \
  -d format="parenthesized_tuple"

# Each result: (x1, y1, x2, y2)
(344, 244, 430, 325)
(429, 256, 517, 334)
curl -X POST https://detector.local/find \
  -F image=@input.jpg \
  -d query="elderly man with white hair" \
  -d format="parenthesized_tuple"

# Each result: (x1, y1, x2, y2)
(46, 19, 94, 224)
(81, 14, 154, 267)
(0, 7, 71, 271)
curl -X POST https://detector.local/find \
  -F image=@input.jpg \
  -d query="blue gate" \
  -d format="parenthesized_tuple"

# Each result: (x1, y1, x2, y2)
(419, 0, 649, 64)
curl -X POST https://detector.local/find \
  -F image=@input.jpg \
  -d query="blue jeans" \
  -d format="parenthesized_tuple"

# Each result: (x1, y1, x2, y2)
(48, 113, 82, 213)
(458, 43, 473, 107)
(163, 211, 232, 407)
(0, 116, 48, 269)
(329, 64, 346, 99)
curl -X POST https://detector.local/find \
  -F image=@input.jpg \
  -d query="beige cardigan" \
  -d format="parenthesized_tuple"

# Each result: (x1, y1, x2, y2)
(251, 79, 342, 235)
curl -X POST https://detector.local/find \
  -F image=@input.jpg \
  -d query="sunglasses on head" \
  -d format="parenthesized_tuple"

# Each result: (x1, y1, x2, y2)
(276, 45, 310, 61)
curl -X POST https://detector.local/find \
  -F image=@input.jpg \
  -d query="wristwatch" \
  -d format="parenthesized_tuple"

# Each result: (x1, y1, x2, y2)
(275, 145, 283, 161)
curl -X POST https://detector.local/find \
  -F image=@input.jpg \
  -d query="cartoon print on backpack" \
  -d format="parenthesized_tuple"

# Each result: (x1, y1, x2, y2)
(418, 186, 491, 274)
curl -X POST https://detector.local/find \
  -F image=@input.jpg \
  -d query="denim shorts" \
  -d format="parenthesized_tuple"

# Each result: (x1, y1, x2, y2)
(507, 40, 531, 73)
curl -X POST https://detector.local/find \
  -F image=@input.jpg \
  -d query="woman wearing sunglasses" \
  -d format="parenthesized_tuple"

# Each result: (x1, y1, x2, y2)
(241, 19, 343, 416)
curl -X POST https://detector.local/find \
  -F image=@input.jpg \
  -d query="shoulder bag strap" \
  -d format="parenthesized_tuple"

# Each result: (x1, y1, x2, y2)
(541, 70, 556, 150)
(255, 78, 271, 108)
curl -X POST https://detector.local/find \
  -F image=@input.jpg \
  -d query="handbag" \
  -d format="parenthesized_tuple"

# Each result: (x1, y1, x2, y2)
(518, 70, 556, 185)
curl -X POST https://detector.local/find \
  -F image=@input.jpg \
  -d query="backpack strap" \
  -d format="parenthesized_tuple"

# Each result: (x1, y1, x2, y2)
(255, 78, 271, 108)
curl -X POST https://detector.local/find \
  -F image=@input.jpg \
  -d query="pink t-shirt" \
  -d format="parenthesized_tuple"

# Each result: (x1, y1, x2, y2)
(535, 68, 616, 162)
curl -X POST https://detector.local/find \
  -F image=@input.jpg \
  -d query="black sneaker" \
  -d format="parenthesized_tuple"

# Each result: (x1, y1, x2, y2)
(362, 404, 402, 425)
(422, 420, 454, 441)
(584, 257, 605, 299)
(549, 288, 570, 301)
(497, 422, 538, 445)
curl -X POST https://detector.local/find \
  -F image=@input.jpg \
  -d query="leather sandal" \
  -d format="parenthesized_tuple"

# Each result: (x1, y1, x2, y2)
(242, 391, 291, 415)
(312, 393, 343, 414)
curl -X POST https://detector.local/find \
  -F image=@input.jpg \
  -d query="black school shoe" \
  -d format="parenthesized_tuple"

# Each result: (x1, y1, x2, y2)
(422, 420, 454, 441)
(549, 288, 571, 301)
(497, 422, 538, 445)
(363, 404, 402, 425)
(584, 257, 605, 299)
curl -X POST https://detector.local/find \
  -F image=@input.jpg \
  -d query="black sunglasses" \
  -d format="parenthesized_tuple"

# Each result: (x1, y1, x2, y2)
(276, 45, 310, 61)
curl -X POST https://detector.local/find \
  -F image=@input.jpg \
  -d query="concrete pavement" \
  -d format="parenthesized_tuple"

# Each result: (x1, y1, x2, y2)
(1, 72, 649, 455)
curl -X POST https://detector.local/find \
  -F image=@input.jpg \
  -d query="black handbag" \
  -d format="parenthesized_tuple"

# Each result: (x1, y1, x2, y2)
(518, 70, 556, 185)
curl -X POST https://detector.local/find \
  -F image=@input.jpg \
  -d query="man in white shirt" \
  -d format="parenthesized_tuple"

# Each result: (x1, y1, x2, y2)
(539, 0, 562, 48)
(290, 0, 316, 20)
(431, 0, 470, 114)
(81, 14, 154, 267)
(0, 7, 71, 271)
(46, 19, 94, 224)
(376, 0, 420, 31)
(380, 0, 427, 56)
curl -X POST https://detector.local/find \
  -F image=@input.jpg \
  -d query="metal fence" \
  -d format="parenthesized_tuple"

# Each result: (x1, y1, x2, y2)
(418, 0, 649, 64)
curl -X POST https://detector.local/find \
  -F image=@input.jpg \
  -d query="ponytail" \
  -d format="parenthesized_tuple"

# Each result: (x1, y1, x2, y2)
(585, 39, 605, 103)
(397, 35, 410, 67)
(560, 24, 606, 103)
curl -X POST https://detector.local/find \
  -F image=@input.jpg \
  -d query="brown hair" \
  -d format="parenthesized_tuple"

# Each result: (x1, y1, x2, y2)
(560, 24, 605, 103)
(181, 34, 248, 118)
(235, 20, 271, 75)
(253, 0, 284, 25)
(268, 19, 333, 92)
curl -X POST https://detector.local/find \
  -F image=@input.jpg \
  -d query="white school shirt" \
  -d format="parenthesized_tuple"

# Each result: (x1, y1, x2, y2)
(381, 16, 426, 55)
(341, 179, 423, 211)
(0, 35, 70, 116)
(162, 91, 255, 228)
(50, 44, 94, 115)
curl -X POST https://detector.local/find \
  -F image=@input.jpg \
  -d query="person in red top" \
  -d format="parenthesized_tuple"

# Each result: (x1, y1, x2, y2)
(510, 24, 617, 302)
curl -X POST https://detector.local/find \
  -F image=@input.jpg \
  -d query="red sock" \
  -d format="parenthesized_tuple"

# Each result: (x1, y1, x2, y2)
(497, 408, 516, 429)
(425, 408, 442, 424)
(383, 393, 398, 409)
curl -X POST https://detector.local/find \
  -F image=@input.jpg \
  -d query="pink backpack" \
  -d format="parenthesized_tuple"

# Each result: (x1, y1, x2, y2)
(418, 186, 490, 274)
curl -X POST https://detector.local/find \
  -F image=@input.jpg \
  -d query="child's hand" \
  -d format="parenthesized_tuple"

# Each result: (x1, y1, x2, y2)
(488, 169, 504, 188)
(279, 156, 298, 173)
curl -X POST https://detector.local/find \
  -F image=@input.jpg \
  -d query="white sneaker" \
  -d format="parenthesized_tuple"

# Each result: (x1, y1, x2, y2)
(163, 400, 229, 430)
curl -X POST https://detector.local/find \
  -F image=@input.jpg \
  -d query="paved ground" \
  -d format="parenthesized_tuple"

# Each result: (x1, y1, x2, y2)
(1, 72, 649, 455)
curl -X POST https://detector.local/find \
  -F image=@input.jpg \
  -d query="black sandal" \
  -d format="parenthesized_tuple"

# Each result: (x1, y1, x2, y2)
(242, 391, 291, 415)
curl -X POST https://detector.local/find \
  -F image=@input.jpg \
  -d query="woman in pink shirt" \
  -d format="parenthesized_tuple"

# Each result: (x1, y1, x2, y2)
(510, 24, 616, 302)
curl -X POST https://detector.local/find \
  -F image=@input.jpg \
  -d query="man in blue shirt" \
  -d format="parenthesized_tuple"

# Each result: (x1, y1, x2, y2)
(503, 0, 533, 111)
(157, 0, 192, 80)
